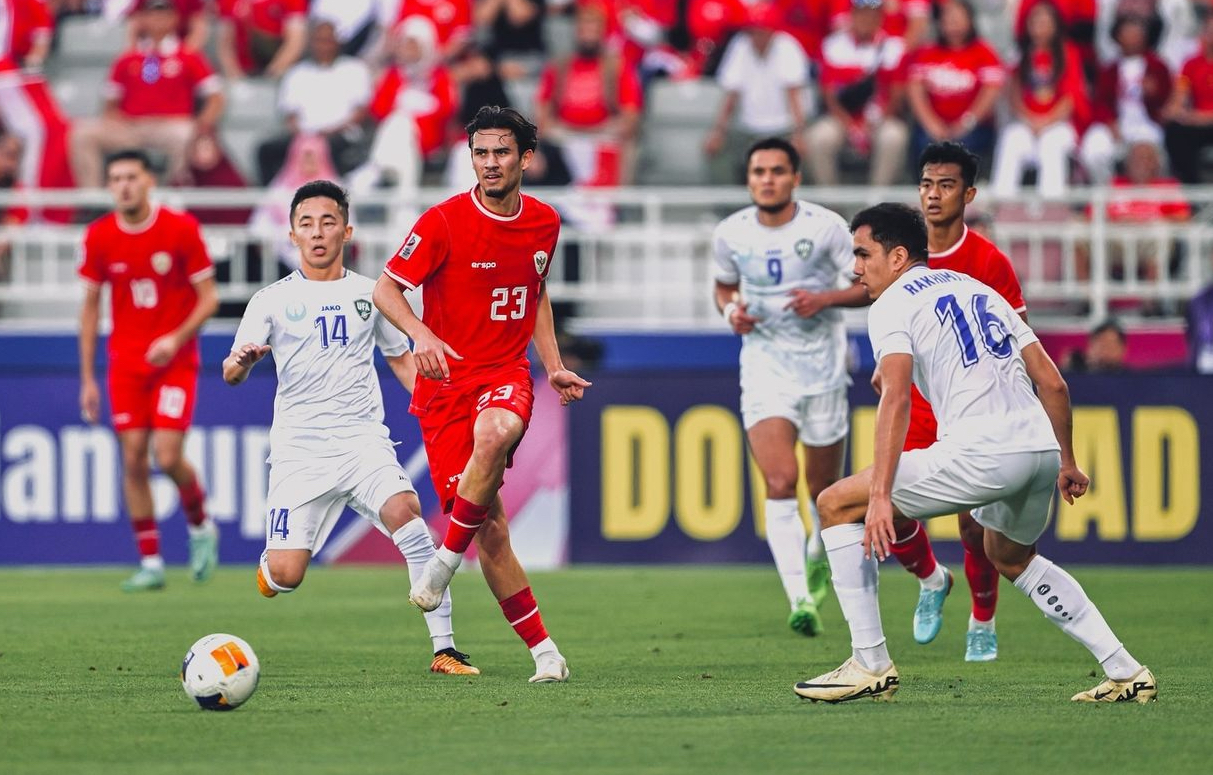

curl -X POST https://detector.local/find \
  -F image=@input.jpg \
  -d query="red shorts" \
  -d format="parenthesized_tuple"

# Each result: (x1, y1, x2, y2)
(108, 362, 199, 433)
(903, 384, 938, 452)
(411, 364, 535, 513)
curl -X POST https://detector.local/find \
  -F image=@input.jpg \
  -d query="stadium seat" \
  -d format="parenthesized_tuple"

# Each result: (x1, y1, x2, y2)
(50, 67, 108, 119)
(224, 78, 280, 129)
(222, 125, 263, 183)
(637, 78, 725, 185)
(53, 17, 126, 69)
(504, 77, 539, 124)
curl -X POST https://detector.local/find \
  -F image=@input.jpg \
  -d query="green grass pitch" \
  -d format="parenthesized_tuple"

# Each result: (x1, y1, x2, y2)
(2, 565, 1210, 775)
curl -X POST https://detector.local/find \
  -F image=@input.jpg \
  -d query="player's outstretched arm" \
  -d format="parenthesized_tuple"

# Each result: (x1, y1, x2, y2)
(223, 344, 272, 386)
(532, 282, 591, 406)
(373, 274, 462, 380)
(79, 284, 102, 424)
(866, 353, 914, 561)
(1022, 342, 1089, 503)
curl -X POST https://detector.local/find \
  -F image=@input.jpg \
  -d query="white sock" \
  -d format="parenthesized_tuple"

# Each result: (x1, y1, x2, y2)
(1013, 555, 1140, 680)
(529, 636, 559, 661)
(392, 520, 455, 652)
(186, 521, 215, 538)
(258, 550, 295, 594)
(765, 498, 810, 608)
(141, 555, 164, 572)
(969, 614, 995, 632)
(805, 499, 825, 562)
(921, 563, 949, 592)
(436, 545, 463, 569)
(822, 524, 890, 673)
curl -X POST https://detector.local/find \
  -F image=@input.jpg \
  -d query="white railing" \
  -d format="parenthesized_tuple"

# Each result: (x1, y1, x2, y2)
(0, 186, 1208, 331)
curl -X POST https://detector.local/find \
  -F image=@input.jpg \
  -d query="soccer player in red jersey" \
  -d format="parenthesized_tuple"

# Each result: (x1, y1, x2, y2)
(885, 141, 1028, 660)
(78, 149, 220, 592)
(373, 106, 590, 683)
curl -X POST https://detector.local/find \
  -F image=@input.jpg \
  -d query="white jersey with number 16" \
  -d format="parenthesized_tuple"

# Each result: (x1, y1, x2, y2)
(867, 265, 1059, 454)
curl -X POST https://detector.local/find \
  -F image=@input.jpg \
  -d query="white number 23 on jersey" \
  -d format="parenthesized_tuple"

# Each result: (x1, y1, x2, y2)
(490, 286, 527, 320)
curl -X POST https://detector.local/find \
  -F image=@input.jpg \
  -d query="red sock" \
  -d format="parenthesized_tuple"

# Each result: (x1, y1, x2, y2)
(499, 586, 549, 649)
(888, 521, 938, 580)
(963, 540, 999, 622)
(178, 477, 207, 527)
(442, 495, 490, 553)
(131, 517, 160, 558)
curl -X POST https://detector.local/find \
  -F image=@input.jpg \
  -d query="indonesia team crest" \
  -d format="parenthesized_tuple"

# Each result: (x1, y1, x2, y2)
(533, 250, 550, 276)
(355, 299, 372, 320)
(151, 251, 173, 275)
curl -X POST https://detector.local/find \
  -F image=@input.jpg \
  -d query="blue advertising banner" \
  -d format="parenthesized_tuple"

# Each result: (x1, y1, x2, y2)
(567, 371, 1209, 565)
(0, 367, 428, 565)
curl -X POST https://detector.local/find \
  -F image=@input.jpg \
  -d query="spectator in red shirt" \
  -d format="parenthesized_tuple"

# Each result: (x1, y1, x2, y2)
(535, 1, 642, 185)
(1078, 12, 1172, 185)
(808, 0, 909, 186)
(1163, 9, 1213, 184)
(126, 0, 210, 53)
(396, 0, 473, 56)
(70, 0, 225, 187)
(992, 0, 1089, 199)
(830, 0, 935, 51)
(1015, 0, 1098, 80)
(906, 0, 1004, 164)
(686, 0, 748, 71)
(349, 15, 456, 198)
(215, 0, 308, 80)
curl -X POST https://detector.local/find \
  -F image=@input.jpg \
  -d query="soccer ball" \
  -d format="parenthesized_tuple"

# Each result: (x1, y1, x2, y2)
(180, 633, 260, 711)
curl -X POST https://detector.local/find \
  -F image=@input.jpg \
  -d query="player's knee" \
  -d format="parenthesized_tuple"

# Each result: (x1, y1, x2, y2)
(806, 474, 839, 503)
(763, 470, 798, 500)
(472, 423, 515, 460)
(122, 453, 151, 481)
(957, 514, 985, 549)
(266, 557, 306, 589)
(815, 483, 847, 527)
(152, 445, 184, 473)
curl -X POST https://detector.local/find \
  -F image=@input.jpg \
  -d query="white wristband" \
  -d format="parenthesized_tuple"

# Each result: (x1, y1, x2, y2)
(722, 301, 738, 324)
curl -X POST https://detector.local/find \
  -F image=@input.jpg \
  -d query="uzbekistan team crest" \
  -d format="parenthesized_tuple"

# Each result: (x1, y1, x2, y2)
(795, 239, 814, 259)
(355, 299, 372, 320)
(285, 302, 306, 321)
(533, 250, 550, 276)
(151, 251, 173, 275)
(397, 233, 422, 260)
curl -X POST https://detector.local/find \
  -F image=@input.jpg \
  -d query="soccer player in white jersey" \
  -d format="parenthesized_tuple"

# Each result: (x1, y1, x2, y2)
(793, 203, 1155, 704)
(713, 137, 870, 636)
(223, 180, 479, 676)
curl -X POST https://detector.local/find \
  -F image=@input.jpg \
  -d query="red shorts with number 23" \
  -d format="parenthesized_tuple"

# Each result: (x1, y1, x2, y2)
(410, 363, 535, 513)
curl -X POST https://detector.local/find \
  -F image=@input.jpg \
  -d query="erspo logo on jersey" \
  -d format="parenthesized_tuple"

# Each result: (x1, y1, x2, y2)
(397, 233, 422, 260)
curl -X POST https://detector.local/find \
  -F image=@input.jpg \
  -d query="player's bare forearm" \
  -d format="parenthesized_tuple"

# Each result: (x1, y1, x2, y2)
(223, 343, 271, 386)
(531, 282, 565, 376)
(176, 277, 219, 344)
(1022, 342, 1077, 463)
(714, 281, 738, 314)
(871, 354, 913, 499)
(373, 274, 426, 339)
(78, 286, 101, 382)
(827, 282, 872, 309)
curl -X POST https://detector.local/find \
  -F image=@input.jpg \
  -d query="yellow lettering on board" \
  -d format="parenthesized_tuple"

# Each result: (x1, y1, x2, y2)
(601, 406, 669, 540)
(674, 406, 743, 540)
(1132, 407, 1200, 541)
(1056, 407, 1127, 540)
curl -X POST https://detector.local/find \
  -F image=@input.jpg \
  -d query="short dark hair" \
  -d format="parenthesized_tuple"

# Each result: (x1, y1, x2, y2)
(918, 141, 980, 188)
(850, 203, 929, 263)
(104, 149, 153, 175)
(290, 179, 350, 224)
(465, 105, 538, 153)
(745, 136, 801, 172)
(1090, 318, 1126, 343)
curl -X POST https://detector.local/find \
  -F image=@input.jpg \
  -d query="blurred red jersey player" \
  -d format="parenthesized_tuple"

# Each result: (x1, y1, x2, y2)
(77, 149, 220, 593)
(888, 140, 1027, 662)
(374, 106, 591, 684)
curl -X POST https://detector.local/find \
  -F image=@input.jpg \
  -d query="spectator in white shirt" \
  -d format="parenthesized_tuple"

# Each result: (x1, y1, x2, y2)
(703, 2, 810, 183)
(255, 21, 372, 184)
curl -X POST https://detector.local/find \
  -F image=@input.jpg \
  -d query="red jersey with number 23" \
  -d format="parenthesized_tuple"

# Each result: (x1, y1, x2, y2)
(905, 225, 1026, 450)
(383, 188, 560, 398)
(78, 205, 214, 375)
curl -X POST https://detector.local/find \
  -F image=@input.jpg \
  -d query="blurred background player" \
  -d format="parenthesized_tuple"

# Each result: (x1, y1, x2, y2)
(885, 141, 1028, 661)
(77, 149, 219, 592)
(712, 136, 869, 637)
(373, 106, 590, 684)
(223, 179, 478, 677)
(796, 203, 1153, 705)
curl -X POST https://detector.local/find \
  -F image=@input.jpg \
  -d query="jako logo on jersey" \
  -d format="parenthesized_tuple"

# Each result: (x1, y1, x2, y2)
(320, 304, 341, 312)
(151, 252, 173, 275)
(355, 299, 372, 320)
(795, 239, 814, 259)
(398, 233, 422, 260)
(285, 303, 307, 321)
(534, 250, 550, 275)
(471, 262, 497, 269)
